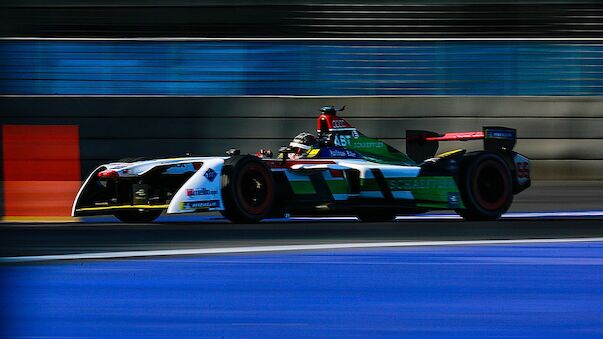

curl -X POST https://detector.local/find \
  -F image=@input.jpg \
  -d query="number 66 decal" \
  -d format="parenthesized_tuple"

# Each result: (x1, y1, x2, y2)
(513, 153, 530, 184)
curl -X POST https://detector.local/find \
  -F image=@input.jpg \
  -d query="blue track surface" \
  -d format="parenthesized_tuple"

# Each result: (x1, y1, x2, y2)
(3, 242, 603, 338)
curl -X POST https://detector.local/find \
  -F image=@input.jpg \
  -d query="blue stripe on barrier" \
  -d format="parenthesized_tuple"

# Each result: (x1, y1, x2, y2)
(1, 41, 602, 95)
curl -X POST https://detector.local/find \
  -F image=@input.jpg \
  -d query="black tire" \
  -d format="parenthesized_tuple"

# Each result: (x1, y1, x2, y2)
(357, 209, 397, 222)
(114, 209, 162, 223)
(456, 152, 513, 221)
(220, 155, 275, 223)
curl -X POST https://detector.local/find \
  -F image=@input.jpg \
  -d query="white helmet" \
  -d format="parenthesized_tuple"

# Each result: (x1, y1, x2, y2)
(289, 132, 317, 157)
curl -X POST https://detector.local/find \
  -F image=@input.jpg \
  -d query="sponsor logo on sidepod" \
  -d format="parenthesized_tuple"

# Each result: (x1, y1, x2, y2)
(182, 200, 220, 209)
(204, 168, 218, 182)
(186, 188, 218, 196)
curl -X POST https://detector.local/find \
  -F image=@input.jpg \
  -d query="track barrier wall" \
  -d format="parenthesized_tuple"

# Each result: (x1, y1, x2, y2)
(1, 125, 80, 220)
(2, 96, 602, 183)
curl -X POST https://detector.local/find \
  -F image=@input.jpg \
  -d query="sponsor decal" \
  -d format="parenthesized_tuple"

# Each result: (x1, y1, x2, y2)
(513, 153, 530, 185)
(351, 130, 360, 139)
(516, 161, 530, 179)
(389, 178, 456, 191)
(486, 129, 516, 140)
(516, 161, 530, 180)
(132, 184, 149, 204)
(334, 134, 352, 146)
(323, 147, 361, 158)
(186, 188, 218, 196)
(204, 168, 218, 182)
(329, 149, 347, 157)
(182, 200, 220, 210)
(447, 192, 460, 208)
(331, 119, 349, 129)
(352, 141, 385, 149)
(345, 149, 359, 158)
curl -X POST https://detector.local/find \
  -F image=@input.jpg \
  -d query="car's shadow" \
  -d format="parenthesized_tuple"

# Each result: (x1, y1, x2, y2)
(2, 218, 603, 257)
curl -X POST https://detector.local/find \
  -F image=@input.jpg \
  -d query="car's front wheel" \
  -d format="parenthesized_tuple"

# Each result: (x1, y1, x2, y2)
(220, 155, 275, 223)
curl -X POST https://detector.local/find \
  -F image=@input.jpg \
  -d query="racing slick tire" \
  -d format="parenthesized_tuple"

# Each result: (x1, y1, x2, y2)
(114, 210, 162, 223)
(220, 155, 275, 223)
(357, 209, 397, 222)
(456, 151, 513, 221)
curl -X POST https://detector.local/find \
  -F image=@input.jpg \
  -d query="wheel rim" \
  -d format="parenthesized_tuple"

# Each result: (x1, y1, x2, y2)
(471, 159, 510, 211)
(236, 163, 272, 215)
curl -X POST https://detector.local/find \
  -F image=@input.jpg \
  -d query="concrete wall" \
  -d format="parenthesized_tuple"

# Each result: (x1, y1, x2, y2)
(2, 96, 602, 180)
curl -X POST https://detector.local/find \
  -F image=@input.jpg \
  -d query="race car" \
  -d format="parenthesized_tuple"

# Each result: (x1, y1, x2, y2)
(72, 106, 530, 223)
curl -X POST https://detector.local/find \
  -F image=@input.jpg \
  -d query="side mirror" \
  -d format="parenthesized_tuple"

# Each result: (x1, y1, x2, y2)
(278, 146, 293, 162)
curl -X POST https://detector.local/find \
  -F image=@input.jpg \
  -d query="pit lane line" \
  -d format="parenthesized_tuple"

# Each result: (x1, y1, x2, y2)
(3, 237, 603, 264)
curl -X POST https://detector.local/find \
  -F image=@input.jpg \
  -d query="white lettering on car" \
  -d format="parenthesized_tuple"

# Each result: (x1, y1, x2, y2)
(332, 119, 348, 129)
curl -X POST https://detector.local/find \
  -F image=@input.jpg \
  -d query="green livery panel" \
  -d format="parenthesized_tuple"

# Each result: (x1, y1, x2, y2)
(285, 171, 464, 209)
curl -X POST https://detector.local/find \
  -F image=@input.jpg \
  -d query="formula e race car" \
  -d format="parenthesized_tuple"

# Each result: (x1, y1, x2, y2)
(73, 106, 530, 223)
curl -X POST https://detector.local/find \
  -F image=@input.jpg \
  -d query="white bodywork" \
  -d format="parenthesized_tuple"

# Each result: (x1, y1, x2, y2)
(167, 158, 226, 214)
(72, 156, 423, 216)
(72, 157, 228, 216)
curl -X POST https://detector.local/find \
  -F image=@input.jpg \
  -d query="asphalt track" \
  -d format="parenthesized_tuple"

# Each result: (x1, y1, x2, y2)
(2, 217, 603, 258)
(2, 181, 603, 337)
(2, 180, 603, 258)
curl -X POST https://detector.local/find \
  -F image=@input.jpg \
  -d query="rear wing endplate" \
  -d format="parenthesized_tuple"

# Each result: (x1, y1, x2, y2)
(406, 126, 516, 163)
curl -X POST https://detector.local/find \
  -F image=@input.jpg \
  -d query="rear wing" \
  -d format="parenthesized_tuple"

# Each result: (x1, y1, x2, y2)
(406, 126, 516, 163)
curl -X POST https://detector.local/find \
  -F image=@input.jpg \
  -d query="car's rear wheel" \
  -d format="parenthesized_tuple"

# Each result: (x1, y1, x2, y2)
(220, 155, 275, 223)
(114, 209, 162, 223)
(456, 152, 513, 221)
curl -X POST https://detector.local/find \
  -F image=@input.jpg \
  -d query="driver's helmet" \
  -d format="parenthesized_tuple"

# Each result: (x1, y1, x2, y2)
(289, 132, 317, 158)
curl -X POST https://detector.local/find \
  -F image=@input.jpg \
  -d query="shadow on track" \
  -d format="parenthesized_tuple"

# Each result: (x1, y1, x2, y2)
(2, 218, 603, 257)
